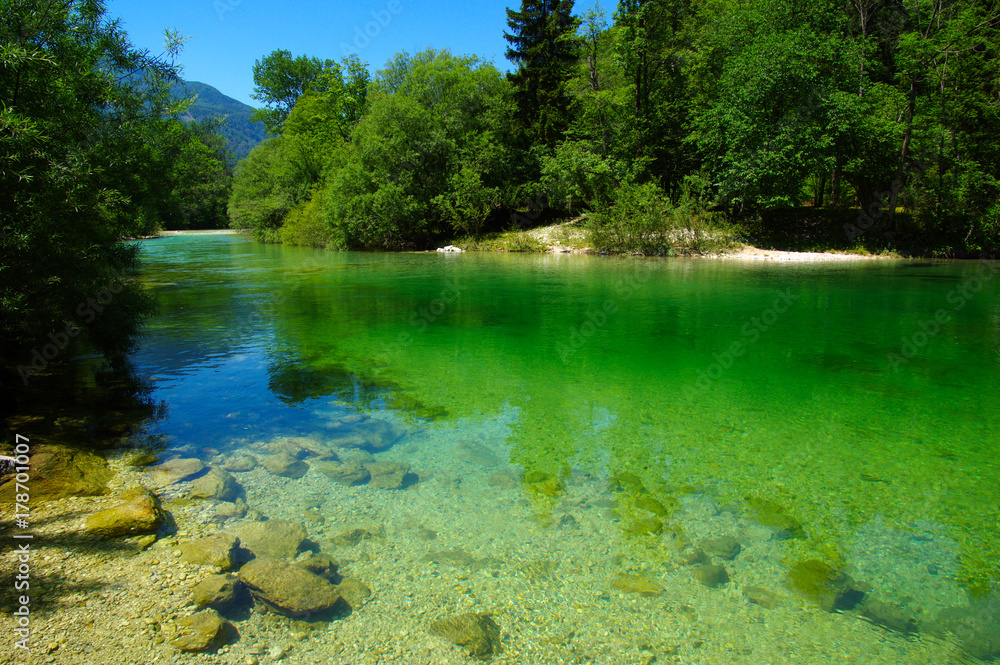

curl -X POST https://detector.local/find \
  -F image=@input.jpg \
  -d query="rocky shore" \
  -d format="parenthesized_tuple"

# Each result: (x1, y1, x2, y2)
(1, 410, 996, 664)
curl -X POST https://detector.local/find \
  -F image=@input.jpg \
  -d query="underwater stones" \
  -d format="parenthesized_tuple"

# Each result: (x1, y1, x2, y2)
(85, 487, 164, 537)
(700, 535, 741, 561)
(634, 494, 674, 517)
(168, 609, 234, 652)
(679, 494, 720, 519)
(625, 517, 663, 536)
(332, 527, 381, 547)
(334, 577, 371, 612)
(365, 461, 412, 490)
(238, 556, 342, 618)
(223, 454, 258, 473)
(786, 559, 866, 612)
(313, 460, 370, 486)
(0, 444, 111, 501)
(232, 519, 308, 560)
(331, 419, 405, 453)
(859, 598, 919, 635)
(214, 498, 248, 520)
(189, 466, 241, 502)
(743, 585, 780, 609)
(294, 552, 340, 581)
(522, 470, 565, 497)
(149, 458, 206, 486)
(422, 549, 479, 567)
(612, 575, 664, 596)
(179, 534, 239, 570)
(453, 441, 501, 468)
(429, 612, 502, 659)
(610, 471, 647, 494)
(261, 453, 309, 479)
(744, 497, 804, 539)
(931, 604, 1000, 659)
(191, 574, 243, 611)
(676, 547, 709, 566)
(692, 563, 729, 588)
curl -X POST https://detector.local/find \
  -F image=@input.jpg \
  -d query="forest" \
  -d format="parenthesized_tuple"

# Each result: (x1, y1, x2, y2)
(231, 0, 1000, 257)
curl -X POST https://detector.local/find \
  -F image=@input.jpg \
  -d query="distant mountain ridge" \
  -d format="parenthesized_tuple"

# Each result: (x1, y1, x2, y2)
(171, 80, 267, 162)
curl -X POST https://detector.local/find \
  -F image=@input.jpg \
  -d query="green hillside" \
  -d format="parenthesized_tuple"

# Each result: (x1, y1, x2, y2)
(172, 80, 266, 162)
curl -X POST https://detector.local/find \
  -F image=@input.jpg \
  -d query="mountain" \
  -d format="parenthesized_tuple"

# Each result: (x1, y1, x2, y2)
(171, 81, 267, 163)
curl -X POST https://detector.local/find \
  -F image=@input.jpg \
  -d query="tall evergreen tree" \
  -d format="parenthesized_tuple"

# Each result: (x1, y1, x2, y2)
(504, 0, 579, 147)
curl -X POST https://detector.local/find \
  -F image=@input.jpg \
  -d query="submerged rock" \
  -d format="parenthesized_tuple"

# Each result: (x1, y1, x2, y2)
(364, 461, 412, 489)
(262, 453, 309, 479)
(332, 527, 380, 548)
(149, 458, 206, 486)
(0, 444, 111, 501)
(743, 585, 780, 609)
(745, 497, 804, 539)
(85, 487, 164, 537)
(238, 556, 342, 618)
(612, 575, 664, 596)
(189, 466, 241, 502)
(429, 612, 502, 659)
(168, 609, 234, 652)
(692, 563, 730, 588)
(295, 552, 339, 581)
(787, 559, 866, 612)
(180, 534, 239, 570)
(453, 441, 500, 468)
(335, 577, 371, 612)
(223, 453, 258, 473)
(232, 519, 308, 560)
(191, 574, 243, 611)
(700, 535, 741, 561)
(313, 460, 370, 486)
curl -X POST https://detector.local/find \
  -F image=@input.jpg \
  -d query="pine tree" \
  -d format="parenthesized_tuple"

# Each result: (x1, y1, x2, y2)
(504, 0, 579, 147)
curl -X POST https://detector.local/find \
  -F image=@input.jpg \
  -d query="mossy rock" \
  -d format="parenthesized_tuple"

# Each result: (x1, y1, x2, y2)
(610, 471, 647, 494)
(526, 477, 564, 498)
(625, 517, 663, 536)
(429, 613, 502, 659)
(634, 494, 676, 517)
(744, 497, 805, 539)
(787, 559, 866, 612)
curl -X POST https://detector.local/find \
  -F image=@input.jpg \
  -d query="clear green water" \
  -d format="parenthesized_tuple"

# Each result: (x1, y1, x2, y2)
(135, 234, 1000, 614)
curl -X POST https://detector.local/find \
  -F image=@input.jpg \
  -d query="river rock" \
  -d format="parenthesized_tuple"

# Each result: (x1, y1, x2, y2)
(335, 576, 371, 611)
(700, 535, 741, 561)
(612, 575, 664, 596)
(232, 519, 307, 559)
(85, 487, 164, 537)
(180, 534, 239, 570)
(313, 460, 370, 486)
(743, 585, 780, 609)
(295, 552, 339, 581)
(214, 498, 248, 520)
(453, 441, 500, 468)
(189, 466, 241, 502)
(223, 454, 258, 473)
(149, 458, 206, 486)
(0, 444, 111, 501)
(365, 461, 411, 489)
(238, 556, 342, 618)
(191, 574, 242, 611)
(860, 598, 919, 634)
(168, 609, 234, 652)
(429, 612, 502, 659)
(262, 453, 309, 479)
(332, 526, 381, 547)
(787, 559, 866, 612)
(332, 419, 404, 453)
(692, 563, 730, 588)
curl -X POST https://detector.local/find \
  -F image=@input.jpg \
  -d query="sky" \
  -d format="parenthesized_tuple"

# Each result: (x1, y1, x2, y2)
(106, 0, 607, 108)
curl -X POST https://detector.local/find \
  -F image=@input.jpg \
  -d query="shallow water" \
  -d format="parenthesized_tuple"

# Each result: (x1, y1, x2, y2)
(133, 234, 1000, 661)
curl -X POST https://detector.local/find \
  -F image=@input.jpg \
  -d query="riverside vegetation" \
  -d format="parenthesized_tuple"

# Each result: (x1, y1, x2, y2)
(230, 0, 1000, 258)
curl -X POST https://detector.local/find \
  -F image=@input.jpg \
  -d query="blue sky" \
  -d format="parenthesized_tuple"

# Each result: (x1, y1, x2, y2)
(107, 0, 609, 108)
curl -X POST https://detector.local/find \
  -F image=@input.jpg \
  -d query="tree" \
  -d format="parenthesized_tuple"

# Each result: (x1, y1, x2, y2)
(505, 0, 579, 146)
(0, 0, 183, 390)
(250, 49, 336, 134)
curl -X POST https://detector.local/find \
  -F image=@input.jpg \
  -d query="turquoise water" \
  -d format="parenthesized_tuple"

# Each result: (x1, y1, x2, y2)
(133, 233, 1000, 659)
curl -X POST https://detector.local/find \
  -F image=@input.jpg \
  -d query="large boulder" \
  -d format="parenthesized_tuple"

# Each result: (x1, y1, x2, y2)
(0, 444, 111, 501)
(191, 575, 243, 611)
(85, 487, 164, 537)
(238, 556, 342, 618)
(365, 461, 412, 490)
(222, 454, 258, 473)
(231, 519, 307, 559)
(189, 467, 241, 502)
(313, 460, 370, 487)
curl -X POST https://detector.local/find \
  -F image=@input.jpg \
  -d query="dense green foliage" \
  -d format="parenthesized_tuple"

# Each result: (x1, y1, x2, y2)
(0, 0, 231, 400)
(230, 0, 1000, 256)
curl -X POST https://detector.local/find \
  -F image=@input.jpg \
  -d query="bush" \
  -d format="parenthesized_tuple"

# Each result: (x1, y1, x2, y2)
(280, 193, 330, 247)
